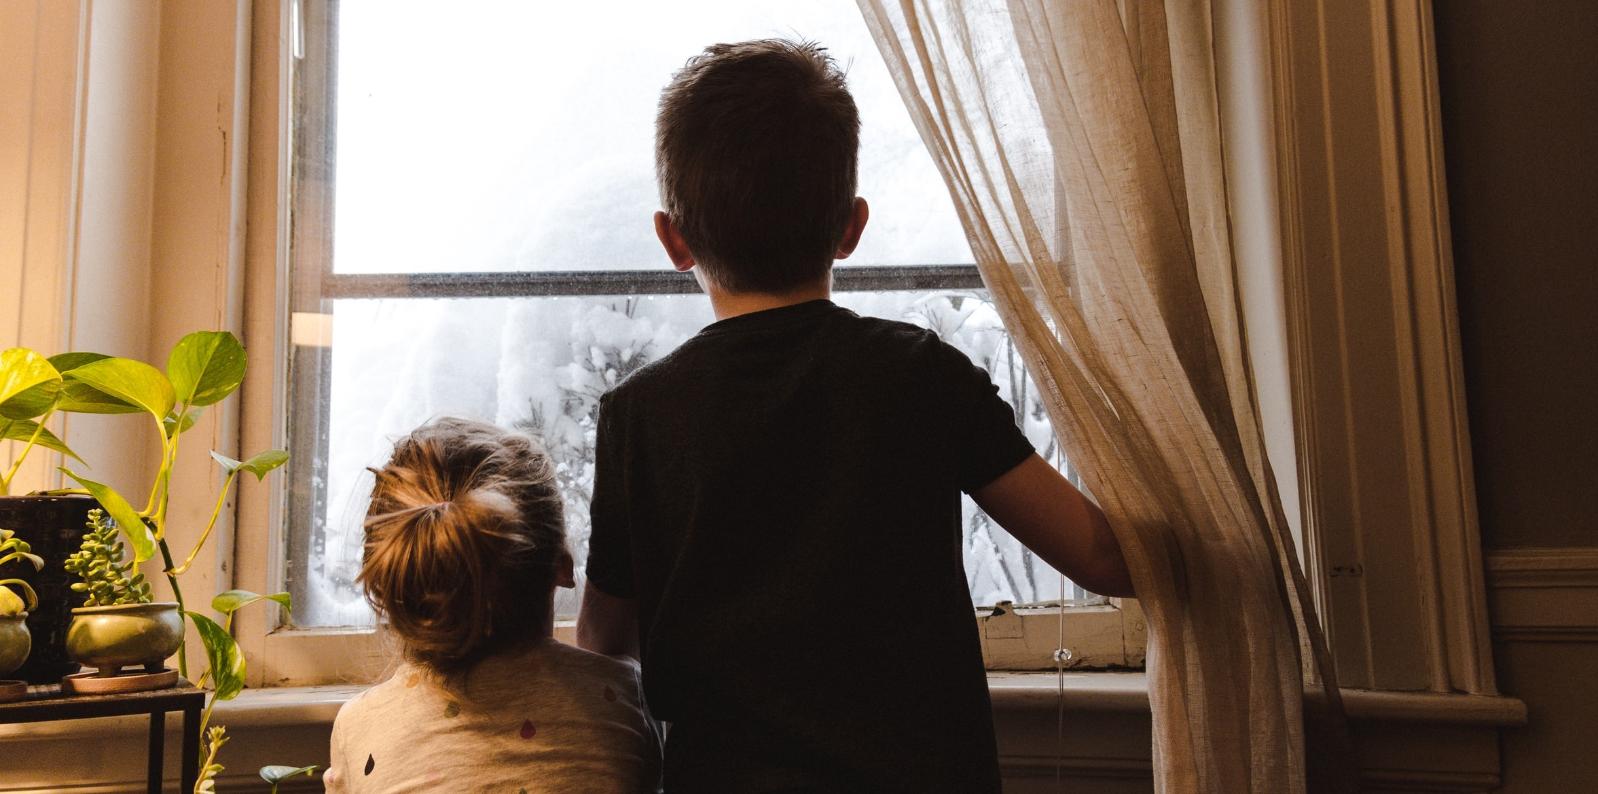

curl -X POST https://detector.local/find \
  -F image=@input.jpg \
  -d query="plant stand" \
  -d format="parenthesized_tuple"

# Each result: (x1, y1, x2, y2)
(0, 680, 203, 793)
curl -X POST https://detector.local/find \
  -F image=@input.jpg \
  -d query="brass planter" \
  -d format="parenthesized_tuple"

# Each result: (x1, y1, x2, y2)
(66, 602, 183, 677)
(0, 613, 30, 677)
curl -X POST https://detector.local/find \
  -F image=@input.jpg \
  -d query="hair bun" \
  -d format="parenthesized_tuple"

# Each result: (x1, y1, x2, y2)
(451, 488, 517, 524)
(358, 417, 568, 676)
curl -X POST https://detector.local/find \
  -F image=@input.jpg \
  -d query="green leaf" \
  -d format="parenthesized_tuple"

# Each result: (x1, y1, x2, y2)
(0, 419, 82, 462)
(61, 357, 174, 423)
(46, 353, 130, 414)
(168, 332, 246, 408)
(186, 610, 246, 701)
(258, 765, 319, 784)
(211, 589, 291, 616)
(47, 352, 112, 372)
(1, 381, 61, 421)
(53, 380, 140, 414)
(58, 468, 155, 562)
(211, 449, 289, 481)
(0, 348, 61, 420)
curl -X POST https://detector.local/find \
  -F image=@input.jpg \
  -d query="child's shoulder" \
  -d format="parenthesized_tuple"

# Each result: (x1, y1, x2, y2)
(331, 663, 421, 734)
(818, 311, 986, 383)
(463, 641, 645, 717)
(539, 638, 642, 683)
(465, 638, 639, 690)
(835, 309, 946, 346)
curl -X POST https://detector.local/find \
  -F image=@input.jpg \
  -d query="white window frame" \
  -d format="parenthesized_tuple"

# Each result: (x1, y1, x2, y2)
(1261, 0, 1495, 695)
(231, 0, 1145, 685)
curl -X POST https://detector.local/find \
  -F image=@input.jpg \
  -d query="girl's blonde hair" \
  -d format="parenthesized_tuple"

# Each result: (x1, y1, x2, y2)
(359, 417, 566, 675)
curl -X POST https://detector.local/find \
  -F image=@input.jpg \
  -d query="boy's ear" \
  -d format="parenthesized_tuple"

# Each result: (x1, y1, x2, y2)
(834, 197, 870, 260)
(556, 550, 576, 589)
(654, 211, 696, 272)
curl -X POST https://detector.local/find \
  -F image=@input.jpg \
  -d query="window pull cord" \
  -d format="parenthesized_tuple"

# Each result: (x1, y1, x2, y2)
(1054, 572, 1073, 792)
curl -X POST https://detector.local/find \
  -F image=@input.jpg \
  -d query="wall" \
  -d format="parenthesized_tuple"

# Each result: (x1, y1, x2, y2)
(1433, 1, 1598, 791)
(1439, 2, 1597, 552)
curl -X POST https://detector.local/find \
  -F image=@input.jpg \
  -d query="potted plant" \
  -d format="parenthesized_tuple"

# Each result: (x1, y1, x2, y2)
(0, 526, 44, 701)
(0, 347, 100, 682)
(47, 332, 287, 674)
(58, 509, 182, 690)
(39, 331, 296, 790)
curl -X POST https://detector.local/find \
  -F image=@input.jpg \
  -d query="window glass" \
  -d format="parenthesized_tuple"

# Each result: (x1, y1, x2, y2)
(331, 0, 971, 274)
(288, 0, 1086, 629)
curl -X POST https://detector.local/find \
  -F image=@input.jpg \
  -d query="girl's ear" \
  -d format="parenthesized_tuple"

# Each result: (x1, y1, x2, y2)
(556, 550, 576, 589)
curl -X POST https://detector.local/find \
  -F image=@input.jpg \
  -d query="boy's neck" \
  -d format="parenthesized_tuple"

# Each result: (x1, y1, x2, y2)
(703, 275, 833, 321)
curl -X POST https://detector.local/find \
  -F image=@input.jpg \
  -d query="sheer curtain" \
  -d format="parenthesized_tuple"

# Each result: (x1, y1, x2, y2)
(856, 1, 1348, 791)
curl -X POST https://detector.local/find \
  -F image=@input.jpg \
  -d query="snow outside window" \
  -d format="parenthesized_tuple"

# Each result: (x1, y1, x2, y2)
(286, 0, 1094, 628)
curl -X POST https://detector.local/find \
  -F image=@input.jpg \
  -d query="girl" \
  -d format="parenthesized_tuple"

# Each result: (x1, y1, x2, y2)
(325, 418, 660, 793)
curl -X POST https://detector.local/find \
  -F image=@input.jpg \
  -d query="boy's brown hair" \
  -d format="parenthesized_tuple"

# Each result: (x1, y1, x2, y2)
(359, 417, 566, 675)
(656, 38, 860, 293)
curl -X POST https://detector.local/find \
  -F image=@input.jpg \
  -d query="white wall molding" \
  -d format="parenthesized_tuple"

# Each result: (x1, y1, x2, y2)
(1265, 0, 1494, 694)
(56, 0, 164, 502)
(1486, 548, 1598, 643)
(1485, 547, 1598, 590)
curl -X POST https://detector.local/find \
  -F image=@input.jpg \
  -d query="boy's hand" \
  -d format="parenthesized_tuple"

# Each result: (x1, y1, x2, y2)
(972, 454, 1135, 598)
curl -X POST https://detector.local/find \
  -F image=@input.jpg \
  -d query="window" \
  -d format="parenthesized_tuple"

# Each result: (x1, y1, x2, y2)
(285, 0, 1098, 634)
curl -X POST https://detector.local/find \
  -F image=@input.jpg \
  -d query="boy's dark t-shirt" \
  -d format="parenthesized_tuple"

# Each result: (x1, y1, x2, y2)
(586, 299, 1034, 793)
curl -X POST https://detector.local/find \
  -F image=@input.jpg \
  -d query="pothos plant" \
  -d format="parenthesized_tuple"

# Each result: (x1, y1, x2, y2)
(11, 331, 291, 792)
(193, 733, 319, 793)
(0, 347, 86, 494)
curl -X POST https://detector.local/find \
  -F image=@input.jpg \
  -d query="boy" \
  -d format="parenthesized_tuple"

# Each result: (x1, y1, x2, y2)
(578, 39, 1134, 793)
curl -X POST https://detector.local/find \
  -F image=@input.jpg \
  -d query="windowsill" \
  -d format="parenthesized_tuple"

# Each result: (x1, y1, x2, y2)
(987, 671, 1152, 711)
(0, 672, 1525, 743)
(989, 672, 1527, 726)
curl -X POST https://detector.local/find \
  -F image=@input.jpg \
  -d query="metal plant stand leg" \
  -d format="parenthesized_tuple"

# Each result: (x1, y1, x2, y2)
(181, 698, 202, 792)
(148, 709, 165, 794)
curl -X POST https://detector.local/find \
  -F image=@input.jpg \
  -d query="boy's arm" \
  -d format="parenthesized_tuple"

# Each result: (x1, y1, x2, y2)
(579, 391, 641, 657)
(576, 583, 640, 657)
(972, 454, 1135, 598)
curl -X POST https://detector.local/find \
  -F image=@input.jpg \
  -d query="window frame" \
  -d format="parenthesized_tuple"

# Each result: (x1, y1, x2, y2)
(236, 0, 1142, 685)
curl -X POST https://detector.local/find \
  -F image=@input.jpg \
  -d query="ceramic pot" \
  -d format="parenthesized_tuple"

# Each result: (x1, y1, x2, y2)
(0, 494, 95, 682)
(65, 602, 183, 677)
(0, 613, 30, 676)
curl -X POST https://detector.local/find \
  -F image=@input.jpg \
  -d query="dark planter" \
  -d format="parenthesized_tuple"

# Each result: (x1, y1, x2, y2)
(0, 494, 94, 683)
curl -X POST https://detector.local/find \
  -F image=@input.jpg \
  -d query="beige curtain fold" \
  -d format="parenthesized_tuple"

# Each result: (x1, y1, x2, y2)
(856, 1, 1349, 791)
